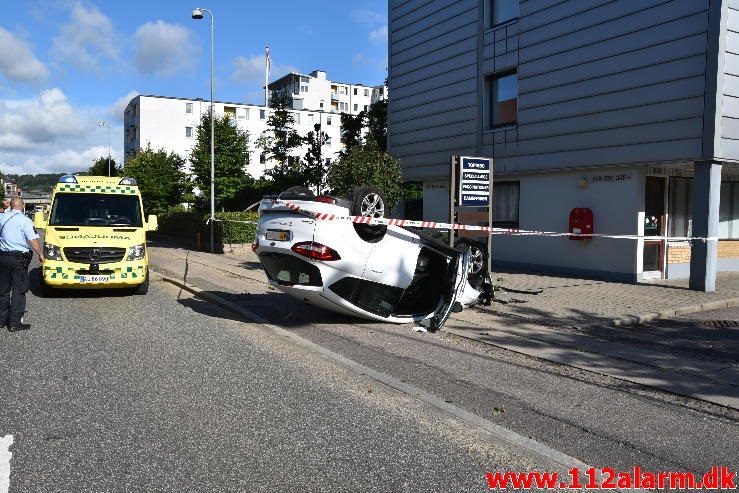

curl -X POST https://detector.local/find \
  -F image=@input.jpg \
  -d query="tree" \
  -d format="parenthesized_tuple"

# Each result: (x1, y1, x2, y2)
(327, 138, 403, 210)
(88, 156, 122, 176)
(261, 89, 304, 184)
(123, 144, 190, 214)
(190, 113, 252, 211)
(340, 111, 366, 155)
(302, 123, 329, 193)
(366, 99, 388, 152)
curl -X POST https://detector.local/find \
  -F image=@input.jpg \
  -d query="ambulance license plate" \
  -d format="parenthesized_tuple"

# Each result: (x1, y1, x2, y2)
(266, 230, 291, 241)
(79, 275, 110, 282)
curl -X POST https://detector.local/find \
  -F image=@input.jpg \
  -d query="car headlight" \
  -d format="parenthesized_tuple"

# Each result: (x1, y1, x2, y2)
(44, 243, 62, 261)
(126, 243, 145, 261)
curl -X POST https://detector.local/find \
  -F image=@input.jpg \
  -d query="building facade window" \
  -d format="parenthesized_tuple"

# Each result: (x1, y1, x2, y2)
(486, 71, 517, 128)
(353, 104, 358, 112)
(260, 109, 266, 119)
(244, 108, 250, 120)
(364, 88, 369, 97)
(294, 112, 300, 124)
(320, 100, 324, 108)
(493, 181, 519, 227)
(185, 102, 193, 114)
(260, 153, 266, 164)
(670, 177, 739, 239)
(720, 181, 739, 239)
(353, 88, 358, 95)
(185, 126, 193, 138)
(486, 0, 518, 28)
(327, 116, 332, 125)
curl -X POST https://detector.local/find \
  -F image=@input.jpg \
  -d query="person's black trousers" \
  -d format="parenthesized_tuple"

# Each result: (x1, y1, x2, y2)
(0, 252, 30, 326)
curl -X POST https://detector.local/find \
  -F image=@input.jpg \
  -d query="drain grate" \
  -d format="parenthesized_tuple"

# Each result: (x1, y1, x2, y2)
(700, 320, 739, 328)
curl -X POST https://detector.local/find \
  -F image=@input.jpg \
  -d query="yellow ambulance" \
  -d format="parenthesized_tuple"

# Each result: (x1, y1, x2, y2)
(34, 175, 158, 295)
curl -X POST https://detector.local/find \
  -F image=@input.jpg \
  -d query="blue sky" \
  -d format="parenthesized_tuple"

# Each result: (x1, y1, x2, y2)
(0, 0, 388, 175)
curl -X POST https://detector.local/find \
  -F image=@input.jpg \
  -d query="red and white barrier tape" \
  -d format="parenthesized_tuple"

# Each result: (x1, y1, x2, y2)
(276, 200, 721, 242)
(209, 201, 719, 242)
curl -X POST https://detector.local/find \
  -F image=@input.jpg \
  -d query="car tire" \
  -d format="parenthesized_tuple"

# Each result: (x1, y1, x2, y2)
(133, 269, 149, 295)
(454, 239, 488, 279)
(351, 186, 387, 218)
(281, 186, 314, 198)
(352, 223, 387, 243)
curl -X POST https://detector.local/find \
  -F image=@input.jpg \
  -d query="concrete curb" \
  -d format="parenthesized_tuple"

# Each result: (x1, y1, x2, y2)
(610, 296, 739, 327)
(155, 272, 620, 484)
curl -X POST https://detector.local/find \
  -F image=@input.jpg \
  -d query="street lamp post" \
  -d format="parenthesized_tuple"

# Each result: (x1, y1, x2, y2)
(192, 7, 215, 253)
(98, 120, 111, 176)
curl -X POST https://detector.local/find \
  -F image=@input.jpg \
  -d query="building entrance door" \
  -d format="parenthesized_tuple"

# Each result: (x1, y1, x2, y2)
(643, 176, 666, 279)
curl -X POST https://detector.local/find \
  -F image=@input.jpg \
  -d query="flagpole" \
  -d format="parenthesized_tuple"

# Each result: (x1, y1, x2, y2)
(265, 46, 270, 108)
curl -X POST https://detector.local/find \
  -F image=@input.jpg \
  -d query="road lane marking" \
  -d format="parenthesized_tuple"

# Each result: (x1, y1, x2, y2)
(0, 435, 13, 493)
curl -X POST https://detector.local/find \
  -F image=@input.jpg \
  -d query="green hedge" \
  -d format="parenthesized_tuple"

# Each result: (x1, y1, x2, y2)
(155, 210, 259, 245)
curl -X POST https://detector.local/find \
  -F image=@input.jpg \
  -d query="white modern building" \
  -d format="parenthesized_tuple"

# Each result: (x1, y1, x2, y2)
(268, 69, 386, 114)
(123, 94, 345, 178)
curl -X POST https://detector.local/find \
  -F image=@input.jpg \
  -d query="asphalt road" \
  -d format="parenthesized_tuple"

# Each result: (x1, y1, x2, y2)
(0, 264, 550, 492)
(148, 247, 739, 482)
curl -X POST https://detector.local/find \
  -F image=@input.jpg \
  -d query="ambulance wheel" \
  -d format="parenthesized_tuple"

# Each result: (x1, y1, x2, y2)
(133, 270, 149, 295)
(37, 270, 53, 298)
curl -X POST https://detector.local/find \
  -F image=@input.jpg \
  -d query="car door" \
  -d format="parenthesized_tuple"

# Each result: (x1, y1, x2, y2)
(359, 226, 421, 290)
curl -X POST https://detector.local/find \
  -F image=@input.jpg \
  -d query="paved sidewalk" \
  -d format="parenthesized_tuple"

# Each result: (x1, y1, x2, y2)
(148, 242, 739, 410)
(486, 269, 739, 328)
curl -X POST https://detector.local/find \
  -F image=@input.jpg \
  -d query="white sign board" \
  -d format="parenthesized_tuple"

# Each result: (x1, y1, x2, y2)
(458, 157, 491, 206)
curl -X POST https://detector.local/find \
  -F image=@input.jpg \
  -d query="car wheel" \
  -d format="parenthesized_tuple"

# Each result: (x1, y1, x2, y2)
(352, 186, 386, 218)
(133, 269, 149, 295)
(455, 239, 488, 278)
(281, 186, 315, 197)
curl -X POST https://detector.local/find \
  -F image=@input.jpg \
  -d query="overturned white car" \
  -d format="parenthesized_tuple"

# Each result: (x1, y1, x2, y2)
(253, 186, 491, 331)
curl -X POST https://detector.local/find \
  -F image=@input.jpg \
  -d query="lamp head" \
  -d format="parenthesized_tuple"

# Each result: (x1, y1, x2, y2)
(191, 8, 204, 19)
(98, 121, 106, 127)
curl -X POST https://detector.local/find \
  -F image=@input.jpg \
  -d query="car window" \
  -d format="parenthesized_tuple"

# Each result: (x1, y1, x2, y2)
(329, 277, 404, 317)
(259, 252, 322, 286)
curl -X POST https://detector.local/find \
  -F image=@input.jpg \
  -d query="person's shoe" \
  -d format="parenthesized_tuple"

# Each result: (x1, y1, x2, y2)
(8, 323, 31, 332)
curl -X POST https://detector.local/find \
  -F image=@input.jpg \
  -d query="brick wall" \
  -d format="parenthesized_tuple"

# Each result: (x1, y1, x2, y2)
(667, 241, 739, 264)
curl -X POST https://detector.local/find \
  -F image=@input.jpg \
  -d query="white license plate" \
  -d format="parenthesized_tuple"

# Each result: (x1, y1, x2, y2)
(266, 230, 291, 241)
(79, 275, 110, 282)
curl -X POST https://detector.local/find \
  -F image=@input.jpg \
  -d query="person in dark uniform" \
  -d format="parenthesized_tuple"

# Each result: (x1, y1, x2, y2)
(0, 197, 44, 332)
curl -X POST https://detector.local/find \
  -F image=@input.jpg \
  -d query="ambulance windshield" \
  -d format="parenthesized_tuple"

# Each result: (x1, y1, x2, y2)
(49, 193, 142, 227)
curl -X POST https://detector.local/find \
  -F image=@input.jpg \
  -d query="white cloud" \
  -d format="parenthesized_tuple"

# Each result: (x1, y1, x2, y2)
(0, 88, 123, 175)
(51, 1, 119, 71)
(109, 90, 139, 121)
(369, 25, 388, 44)
(0, 145, 119, 175)
(0, 28, 49, 83)
(351, 9, 386, 25)
(133, 21, 196, 77)
(0, 88, 84, 152)
(232, 54, 299, 85)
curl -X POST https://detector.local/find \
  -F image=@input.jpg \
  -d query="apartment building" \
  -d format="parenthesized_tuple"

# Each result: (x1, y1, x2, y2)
(388, 0, 739, 289)
(123, 95, 344, 178)
(268, 69, 386, 114)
